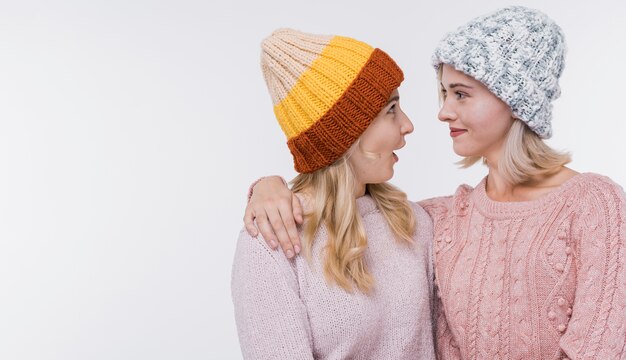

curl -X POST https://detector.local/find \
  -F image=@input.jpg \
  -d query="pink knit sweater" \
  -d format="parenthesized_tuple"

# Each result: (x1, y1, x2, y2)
(231, 196, 436, 359)
(420, 173, 626, 359)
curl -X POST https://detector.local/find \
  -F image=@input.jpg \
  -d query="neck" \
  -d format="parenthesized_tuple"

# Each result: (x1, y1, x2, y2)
(485, 162, 574, 202)
(355, 182, 366, 197)
(482, 147, 518, 200)
(485, 166, 517, 200)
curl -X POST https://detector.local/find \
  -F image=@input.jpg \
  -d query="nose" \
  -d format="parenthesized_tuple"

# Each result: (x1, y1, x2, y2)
(400, 110, 414, 135)
(438, 97, 457, 123)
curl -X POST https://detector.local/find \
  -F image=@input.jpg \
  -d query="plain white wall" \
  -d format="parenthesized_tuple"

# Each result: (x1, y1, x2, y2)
(0, 0, 624, 359)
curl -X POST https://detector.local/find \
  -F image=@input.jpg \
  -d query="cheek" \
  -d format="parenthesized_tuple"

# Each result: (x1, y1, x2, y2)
(348, 153, 368, 177)
(349, 151, 394, 183)
(467, 102, 513, 139)
(359, 127, 397, 154)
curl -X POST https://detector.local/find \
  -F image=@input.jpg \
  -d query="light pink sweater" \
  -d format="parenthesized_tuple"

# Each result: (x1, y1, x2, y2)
(420, 173, 626, 359)
(231, 196, 436, 359)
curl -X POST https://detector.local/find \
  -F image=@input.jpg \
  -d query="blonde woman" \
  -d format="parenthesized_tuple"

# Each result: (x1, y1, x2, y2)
(243, 7, 626, 359)
(231, 29, 436, 359)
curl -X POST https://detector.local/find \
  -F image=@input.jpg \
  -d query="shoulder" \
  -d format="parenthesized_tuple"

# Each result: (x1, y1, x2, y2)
(410, 201, 432, 224)
(418, 183, 476, 219)
(232, 228, 297, 276)
(578, 173, 624, 191)
(569, 173, 626, 206)
(231, 228, 304, 302)
(234, 228, 272, 257)
(418, 195, 453, 212)
(409, 201, 434, 236)
(565, 174, 626, 233)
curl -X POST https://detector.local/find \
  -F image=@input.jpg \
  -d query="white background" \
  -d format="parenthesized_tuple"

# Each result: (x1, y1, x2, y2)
(0, 0, 624, 359)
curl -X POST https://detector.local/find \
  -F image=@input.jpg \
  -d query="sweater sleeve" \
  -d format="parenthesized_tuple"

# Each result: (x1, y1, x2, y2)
(559, 178, 626, 359)
(411, 201, 439, 352)
(418, 196, 454, 220)
(231, 229, 314, 360)
(417, 197, 463, 359)
(434, 288, 462, 359)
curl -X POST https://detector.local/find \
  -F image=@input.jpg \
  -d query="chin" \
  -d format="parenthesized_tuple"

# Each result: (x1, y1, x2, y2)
(368, 171, 393, 185)
(452, 143, 479, 157)
(382, 168, 394, 182)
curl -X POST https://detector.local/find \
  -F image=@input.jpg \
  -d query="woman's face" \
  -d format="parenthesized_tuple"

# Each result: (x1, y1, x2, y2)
(438, 64, 514, 162)
(348, 89, 413, 186)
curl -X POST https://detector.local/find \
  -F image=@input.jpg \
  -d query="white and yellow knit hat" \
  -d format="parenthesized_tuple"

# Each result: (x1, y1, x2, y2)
(261, 28, 404, 173)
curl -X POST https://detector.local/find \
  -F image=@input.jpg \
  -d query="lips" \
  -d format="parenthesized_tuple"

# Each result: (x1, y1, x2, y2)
(450, 127, 467, 137)
(391, 140, 406, 162)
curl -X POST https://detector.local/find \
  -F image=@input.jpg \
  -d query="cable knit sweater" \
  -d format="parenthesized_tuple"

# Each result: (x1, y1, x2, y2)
(420, 173, 626, 360)
(231, 195, 436, 359)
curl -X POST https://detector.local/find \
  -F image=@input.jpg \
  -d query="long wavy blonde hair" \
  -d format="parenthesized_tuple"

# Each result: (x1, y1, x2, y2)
(290, 152, 416, 294)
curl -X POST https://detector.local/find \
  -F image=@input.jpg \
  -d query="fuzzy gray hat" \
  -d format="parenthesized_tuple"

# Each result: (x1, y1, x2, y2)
(432, 6, 566, 139)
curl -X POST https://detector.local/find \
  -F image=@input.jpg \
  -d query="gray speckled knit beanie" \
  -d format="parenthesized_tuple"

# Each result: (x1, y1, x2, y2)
(432, 6, 566, 139)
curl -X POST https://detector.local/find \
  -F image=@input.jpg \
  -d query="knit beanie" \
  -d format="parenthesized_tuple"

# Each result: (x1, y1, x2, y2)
(432, 6, 566, 139)
(261, 28, 404, 173)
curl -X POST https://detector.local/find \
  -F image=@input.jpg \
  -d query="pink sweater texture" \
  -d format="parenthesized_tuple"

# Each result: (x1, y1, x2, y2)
(420, 173, 626, 359)
(231, 196, 436, 359)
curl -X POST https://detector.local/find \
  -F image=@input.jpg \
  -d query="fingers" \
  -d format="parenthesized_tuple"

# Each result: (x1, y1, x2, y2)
(278, 201, 301, 255)
(254, 210, 279, 250)
(292, 195, 304, 225)
(266, 207, 296, 259)
(243, 175, 301, 259)
(243, 207, 259, 237)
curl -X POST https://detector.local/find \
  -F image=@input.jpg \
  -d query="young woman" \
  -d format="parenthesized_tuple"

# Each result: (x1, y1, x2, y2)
(231, 29, 436, 359)
(242, 7, 626, 359)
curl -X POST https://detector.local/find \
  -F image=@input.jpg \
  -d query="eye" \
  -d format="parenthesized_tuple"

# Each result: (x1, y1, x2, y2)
(455, 91, 467, 100)
(441, 89, 448, 99)
(387, 103, 397, 114)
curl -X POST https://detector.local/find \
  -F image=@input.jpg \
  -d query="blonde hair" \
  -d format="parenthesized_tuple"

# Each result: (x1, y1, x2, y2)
(290, 154, 416, 294)
(437, 66, 571, 184)
(458, 120, 571, 184)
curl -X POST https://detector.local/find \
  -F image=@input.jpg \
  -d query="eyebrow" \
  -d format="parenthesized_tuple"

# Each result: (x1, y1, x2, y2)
(441, 82, 473, 89)
(386, 96, 400, 105)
